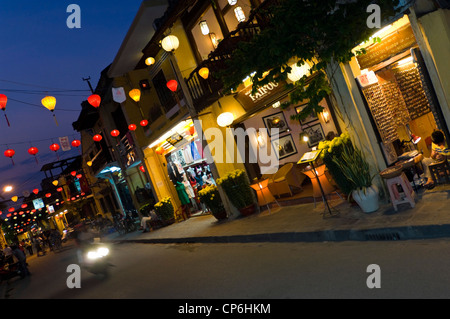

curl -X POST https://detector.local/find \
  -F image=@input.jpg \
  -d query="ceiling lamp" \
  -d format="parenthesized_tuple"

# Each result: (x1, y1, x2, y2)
(199, 20, 209, 35)
(93, 134, 102, 142)
(129, 88, 141, 102)
(161, 35, 179, 52)
(234, 6, 245, 23)
(41, 96, 58, 125)
(217, 112, 234, 127)
(4, 149, 15, 165)
(287, 62, 311, 82)
(166, 79, 178, 92)
(88, 94, 101, 108)
(199, 67, 209, 79)
(0, 94, 10, 126)
(145, 57, 155, 66)
(228, 0, 237, 5)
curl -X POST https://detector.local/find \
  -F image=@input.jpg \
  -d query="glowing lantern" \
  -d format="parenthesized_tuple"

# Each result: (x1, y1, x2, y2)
(57, 187, 63, 192)
(111, 129, 120, 137)
(161, 35, 179, 52)
(234, 6, 246, 23)
(50, 143, 60, 160)
(11, 196, 18, 202)
(8, 207, 14, 212)
(140, 119, 148, 127)
(41, 96, 58, 125)
(87, 161, 92, 167)
(32, 189, 39, 195)
(71, 171, 77, 177)
(129, 89, 141, 102)
(189, 125, 195, 136)
(145, 57, 155, 66)
(4, 149, 15, 165)
(71, 139, 81, 148)
(28, 147, 39, 164)
(128, 124, 137, 131)
(88, 94, 101, 108)
(93, 134, 102, 142)
(166, 80, 178, 92)
(139, 165, 145, 173)
(199, 20, 209, 35)
(76, 174, 82, 179)
(287, 62, 311, 82)
(52, 180, 58, 186)
(156, 147, 164, 155)
(45, 193, 51, 198)
(217, 112, 234, 127)
(199, 67, 209, 79)
(0, 94, 10, 126)
(21, 204, 27, 209)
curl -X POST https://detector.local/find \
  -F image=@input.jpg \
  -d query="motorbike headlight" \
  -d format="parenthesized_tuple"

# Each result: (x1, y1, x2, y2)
(97, 247, 109, 257)
(86, 246, 109, 260)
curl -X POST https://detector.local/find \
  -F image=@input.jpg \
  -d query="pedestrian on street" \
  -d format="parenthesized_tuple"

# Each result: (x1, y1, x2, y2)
(11, 244, 30, 278)
(25, 239, 33, 256)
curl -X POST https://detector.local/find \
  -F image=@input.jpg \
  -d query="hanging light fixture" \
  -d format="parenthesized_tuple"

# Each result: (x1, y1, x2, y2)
(161, 35, 179, 52)
(234, 6, 245, 23)
(93, 134, 102, 142)
(28, 147, 39, 164)
(128, 124, 137, 131)
(129, 89, 141, 102)
(140, 119, 149, 127)
(145, 57, 155, 66)
(287, 62, 311, 82)
(111, 129, 120, 137)
(199, 67, 209, 79)
(88, 94, 101, 108)
(0, 94, 10, 126)
(71, 139, 81, 148)
(166, 79, 178, 92)
(217, 112, 234, 127)
(49, 143, 60, 160)
(4, 149, 15, 165)
(228, 0, 237, 5)
(52, 180, 59, 186)
(199, 20, 210, 35)
(41, 96, 58, 126)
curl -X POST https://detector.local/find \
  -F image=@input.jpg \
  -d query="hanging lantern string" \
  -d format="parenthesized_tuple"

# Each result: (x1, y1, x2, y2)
(7, 97, 80, 112)
(3, 110, 10, 127)
(0, 133, 80, 147)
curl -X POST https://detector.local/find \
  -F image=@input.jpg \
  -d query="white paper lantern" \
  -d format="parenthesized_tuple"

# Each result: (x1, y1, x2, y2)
(161, 35, 179, 52)
(287, 62, 311, 82)
(217, 112, 234, 127)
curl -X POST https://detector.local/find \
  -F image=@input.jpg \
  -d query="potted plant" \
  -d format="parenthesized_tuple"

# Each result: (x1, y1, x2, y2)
(216, 169, 256, 216)
(331, 138, 379, 213)
(154, 197, 175, 225)
(198, 185, 227, 220)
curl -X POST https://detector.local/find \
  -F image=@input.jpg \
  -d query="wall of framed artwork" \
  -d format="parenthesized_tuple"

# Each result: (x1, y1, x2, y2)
(262, 111, 289, 137)
(295, 103, 319, 125)
(271, 134, 298, 160)
(303, 123, 325, 148)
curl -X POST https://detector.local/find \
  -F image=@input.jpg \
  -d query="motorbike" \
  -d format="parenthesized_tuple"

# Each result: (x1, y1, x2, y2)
(79, 239, 112, 276)
(0, 262, 22, 283)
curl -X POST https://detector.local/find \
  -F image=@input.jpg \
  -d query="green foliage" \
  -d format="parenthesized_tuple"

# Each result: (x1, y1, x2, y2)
(198, 185, 225, 215)
(219, 0, 400, 120)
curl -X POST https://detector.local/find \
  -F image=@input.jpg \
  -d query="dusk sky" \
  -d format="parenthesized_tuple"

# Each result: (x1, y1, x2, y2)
(0, 1, 143, 199)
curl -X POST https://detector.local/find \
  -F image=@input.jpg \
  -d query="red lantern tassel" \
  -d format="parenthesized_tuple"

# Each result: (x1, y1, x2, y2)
(10, 158, 14, 166)
(4, 113, 10, 127)
(34, 156, 38, 165)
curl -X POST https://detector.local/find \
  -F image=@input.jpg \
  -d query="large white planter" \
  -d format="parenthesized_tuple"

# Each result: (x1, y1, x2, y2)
(352, 185, 379, 213)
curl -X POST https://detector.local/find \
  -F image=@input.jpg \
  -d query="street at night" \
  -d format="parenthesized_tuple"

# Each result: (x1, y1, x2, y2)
(1, 0, 450, 305)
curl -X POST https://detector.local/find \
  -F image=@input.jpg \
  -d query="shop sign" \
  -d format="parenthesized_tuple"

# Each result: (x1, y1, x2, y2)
(166, 132, 184, 147)
(356, 71, 378, 87)
(235, 80, 287, 112)
(356, 24, 416, 70)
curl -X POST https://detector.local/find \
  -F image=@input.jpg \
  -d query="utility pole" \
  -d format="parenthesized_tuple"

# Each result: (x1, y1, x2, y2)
(83, 76, 94, 94)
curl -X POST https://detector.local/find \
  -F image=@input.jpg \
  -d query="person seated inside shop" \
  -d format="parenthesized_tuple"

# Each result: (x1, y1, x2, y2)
(422, 130, 449, 189)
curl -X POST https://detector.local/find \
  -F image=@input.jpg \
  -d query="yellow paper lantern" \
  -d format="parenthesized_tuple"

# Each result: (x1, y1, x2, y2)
(41, 96, 56, 111)
(129, 89, 141, 102)
(11, 196, 18, 202)
(145, 57, 155, 66)
(87, 161, 93, 167)
(199, 67, 209, 79)
(52, 180, 58, 186)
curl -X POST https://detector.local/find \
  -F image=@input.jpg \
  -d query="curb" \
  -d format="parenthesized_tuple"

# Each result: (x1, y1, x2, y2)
(108, 224, 450, 245)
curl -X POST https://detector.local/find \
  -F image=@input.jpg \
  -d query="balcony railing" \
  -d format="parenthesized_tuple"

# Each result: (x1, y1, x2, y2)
(185, 0, 280, 113)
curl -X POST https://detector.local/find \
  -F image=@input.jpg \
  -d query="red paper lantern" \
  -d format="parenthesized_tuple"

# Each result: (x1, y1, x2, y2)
(139, 165, 145, 173)
(128, 124, 137, 131)
(4, 149, 15, 165)
(76, 174, 82, 179)
(21, 204, 27, 209)
(32, 189, 39, 195)
(93, 134, 102, 142)
(111, 129, 120, 137)
(45, 193, 51, 198)
(88, 94, 101, 108)
(189, 125, 195, 136)
(50, 143, 60, 152)
(8, 207, 14, 213)
(140, 119, 148, 127)
(71, 139, 81, 147)
(57, 187, 63, 192)
(28, 147, 38, 155)
(71, 171, 77, 176)
(0, 94, 10, 126)
(166, 79, 178, 92)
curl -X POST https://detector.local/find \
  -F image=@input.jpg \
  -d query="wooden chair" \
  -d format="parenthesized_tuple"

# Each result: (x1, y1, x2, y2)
(267, 163, 306, 197)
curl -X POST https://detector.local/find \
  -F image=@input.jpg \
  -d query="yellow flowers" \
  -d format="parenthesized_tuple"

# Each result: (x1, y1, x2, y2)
(319, 132, 351, 157)
(216, 169, 245, 185)
(154, 197, 174, 220)
(198, 185, 224, 215)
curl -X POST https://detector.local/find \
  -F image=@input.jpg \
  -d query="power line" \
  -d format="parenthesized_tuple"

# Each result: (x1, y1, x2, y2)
(7, 97, 81, 112)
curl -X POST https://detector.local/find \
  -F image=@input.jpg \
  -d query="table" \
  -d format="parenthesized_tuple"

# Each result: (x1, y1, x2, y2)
(298, 150, 339, 218)
(250, 179, 280, 213)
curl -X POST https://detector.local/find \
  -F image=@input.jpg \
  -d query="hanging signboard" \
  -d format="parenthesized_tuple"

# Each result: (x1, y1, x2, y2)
(356, 24, 416, 70)
(234, 80, 287, 112)
(59, 136, 71, 151)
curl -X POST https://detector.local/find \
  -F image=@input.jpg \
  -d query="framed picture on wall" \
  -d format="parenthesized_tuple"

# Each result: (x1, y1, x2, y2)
(303, 123, 325, 148)
(271, 134, 298, 160)
(262, 111, 289, 137)
(295, 103, 319, 125)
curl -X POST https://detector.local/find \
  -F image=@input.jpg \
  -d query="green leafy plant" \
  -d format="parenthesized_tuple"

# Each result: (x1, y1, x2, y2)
(154, 197, 174, 221)
(216, 169, 255, 209)
(198, 185, 225, 216)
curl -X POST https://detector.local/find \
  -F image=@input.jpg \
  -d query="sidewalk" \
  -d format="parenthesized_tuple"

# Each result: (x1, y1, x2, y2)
(104, 185, 450, 244)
